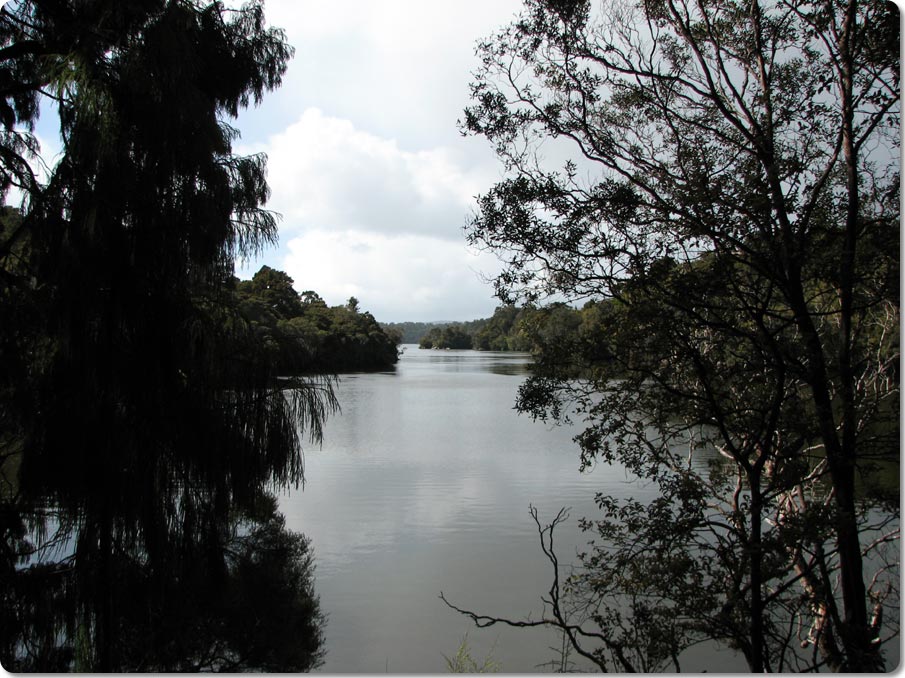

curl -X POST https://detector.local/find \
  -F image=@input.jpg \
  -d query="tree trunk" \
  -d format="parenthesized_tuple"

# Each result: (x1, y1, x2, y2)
(748, 473, 766, 672)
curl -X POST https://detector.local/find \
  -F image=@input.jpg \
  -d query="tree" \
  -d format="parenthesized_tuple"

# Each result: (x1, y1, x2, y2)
(4, 0, 336, 505)
(454, 0, 899, 671)
(235, 268, 400, 372)
(0, 1, 335, 670)
(419, 324, 473, 350)
(241, 265, 305, 318)
(473, 304, 534, 351)
(300, 290, 328, 307)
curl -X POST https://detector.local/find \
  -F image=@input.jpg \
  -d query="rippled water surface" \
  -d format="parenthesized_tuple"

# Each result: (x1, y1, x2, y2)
(280, 346, 728, 672)
(280, 347, 615, 672)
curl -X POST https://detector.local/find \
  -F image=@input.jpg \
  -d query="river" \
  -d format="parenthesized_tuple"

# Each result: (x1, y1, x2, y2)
(279, 346, 608, 672)
(280, 346, 740, 672)
(5, 343, 892, 671)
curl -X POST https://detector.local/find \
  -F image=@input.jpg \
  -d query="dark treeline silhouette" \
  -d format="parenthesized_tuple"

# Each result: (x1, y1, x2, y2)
(380, 320, 446, 344)
(411, 302, 610, 360)
(409, 305, 534, 350)
(0, 1, 329, 671)
(237, 265, 400, 372)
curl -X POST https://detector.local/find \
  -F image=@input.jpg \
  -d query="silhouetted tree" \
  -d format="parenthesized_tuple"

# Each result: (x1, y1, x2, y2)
(241, 265, 305, 318)
(451, 0, 899, 671)
(235, 266, 400, 372)
(0, 1, 333, 670)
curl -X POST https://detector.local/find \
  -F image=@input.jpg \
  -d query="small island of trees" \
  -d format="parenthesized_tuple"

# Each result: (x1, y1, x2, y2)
(391, 302, 603, 363)
(235, 265, 400, 373)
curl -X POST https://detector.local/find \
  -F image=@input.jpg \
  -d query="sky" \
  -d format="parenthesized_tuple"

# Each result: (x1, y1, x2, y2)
(229, 0, 525, 322)
(18, 0, 527, 323)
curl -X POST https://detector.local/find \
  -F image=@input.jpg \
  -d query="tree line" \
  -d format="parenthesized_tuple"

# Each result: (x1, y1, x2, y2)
(235, 265, 400, 373)
(407, 302, 613, 359)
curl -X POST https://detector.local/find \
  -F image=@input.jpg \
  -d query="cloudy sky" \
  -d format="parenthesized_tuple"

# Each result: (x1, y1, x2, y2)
(229, 0, 524, 322)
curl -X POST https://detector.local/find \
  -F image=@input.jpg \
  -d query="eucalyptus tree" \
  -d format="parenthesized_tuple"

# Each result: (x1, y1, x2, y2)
(452, 0, 899, 670)
(0, 1, 334, 670)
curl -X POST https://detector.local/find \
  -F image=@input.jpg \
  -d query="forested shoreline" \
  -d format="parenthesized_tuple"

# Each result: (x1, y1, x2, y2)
(384, 303, 585, 353)
(234, 265, 400, 373)
(387, 302, 617, 376)
(0, 0, 898, 672)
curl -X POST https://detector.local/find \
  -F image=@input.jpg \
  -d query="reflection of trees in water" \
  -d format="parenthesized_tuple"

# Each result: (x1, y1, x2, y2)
(2, 494, 324, 672)
(0, 302, 334, 671)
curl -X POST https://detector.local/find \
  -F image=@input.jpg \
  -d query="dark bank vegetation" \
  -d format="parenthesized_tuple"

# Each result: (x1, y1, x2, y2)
(444, 0, 900, 672)
(416, 304, 533, 350)
(0, 0, 331, 670)
(410, 301, 639, 377)
(409, 302, 587, 353)
(235, 265, 400, 373)
(382, 320, 452, 345)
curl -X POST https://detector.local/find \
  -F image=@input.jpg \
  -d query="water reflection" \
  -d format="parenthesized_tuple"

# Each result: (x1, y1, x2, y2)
(280, 347, 612, 672)
(1, 487, 324, 672)
(405, 347, 533, 377)
(281, 348, 900, 672)
(1, 373, 329, 671)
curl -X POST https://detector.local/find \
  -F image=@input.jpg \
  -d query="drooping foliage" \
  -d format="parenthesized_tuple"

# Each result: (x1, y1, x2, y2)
(0, 0, 331, 670)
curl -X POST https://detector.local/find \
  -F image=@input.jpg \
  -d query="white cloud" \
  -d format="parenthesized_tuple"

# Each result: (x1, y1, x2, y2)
(234, 0, 522, 150)
(229, 1, 525, 321)
(244, 107, 492, 241)
(280, 229, 501, 322)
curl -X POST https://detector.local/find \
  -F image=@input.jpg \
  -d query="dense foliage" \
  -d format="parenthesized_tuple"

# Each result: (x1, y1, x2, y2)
(411, 305, 532, 350)
(0, 0, 331, 670)
(418, 324, 476, 350)
(413, 302, 606, 358)
(380, 321, 444, 344)
(235, 265, 400, 372)
(451, 0, 899, 671)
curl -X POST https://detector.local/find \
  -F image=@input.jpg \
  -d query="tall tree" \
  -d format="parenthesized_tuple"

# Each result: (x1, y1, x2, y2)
(242, 264, 306, 318)
(0, 1, 334, 670)
(455, 0, 899, 670)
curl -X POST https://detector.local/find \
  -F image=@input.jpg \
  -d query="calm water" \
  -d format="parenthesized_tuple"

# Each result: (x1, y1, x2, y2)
(280, 346, 899, 673)
(280, 346, 661, 673)
(8, 346, 893, 671)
